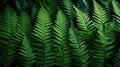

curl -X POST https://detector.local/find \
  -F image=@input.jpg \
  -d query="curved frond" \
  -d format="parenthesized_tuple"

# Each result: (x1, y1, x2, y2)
(0, 5, 18, 67)
(31, 6, 53, 67)
(61, 0, 75, 20)
(45, 0, 61, 13)
(74, 6, 96, 67)
(100, 0, 111, 17)
(19, 36, 35, 67)
(53, 9, 71, 67)
(31, 3, 39, 21)
(69, 23, 89, 67)
(73, 0, 92, 14)
(112, 0, 120, 32)
(113, 48, 120, 67)
(13, 11, 35, 67)
(14, 11, 31, 43)
(92, 0, 115, 66)
(15, 0, 22, 11)
(112, 0, 120, 67)
(74, 6, 95, 41)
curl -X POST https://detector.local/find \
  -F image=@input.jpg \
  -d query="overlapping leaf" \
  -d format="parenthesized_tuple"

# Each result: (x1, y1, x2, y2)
(113, 48, 120, 67)
(74, 6, 96, 67)
(72, 0, 92, 14)
(61, 0, 75, 20)
(0, 5, 18, 67)
(13, 11, 35, 67)
(74, 6, 95, 41)
(53, 9, 71, 67)
(112, 0, 120, 67)
(69, 23, 89, 67)
(19, 36, 35, 67)
(14, 11, 31, 43)
(112, 0, 120, 32)
(32, 6, 53, 67)
(92, 0, 115, 67)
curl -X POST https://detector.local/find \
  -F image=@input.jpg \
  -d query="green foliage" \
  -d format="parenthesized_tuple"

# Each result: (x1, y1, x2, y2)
(72, 0, 92, 14)
(74, 6, 96, 67)
(69, 23, 89, 67)
(13, 11, 35, 67)
(74, 6, 94, 40)
(31, 3, 40, 21)
(113, 48, 120, 67)
(19, 36, 35, 67)
(45, 0, 61, 13)
(61, 0, 75, 20)
(53, 9, 71, 67)
(14, 0, 33, 11)
(112, 0, 120, 32)
(112, 0, 120, 67)
(13, 11, 31, 44)
(1, 0, 120, 67)
(31, 6, 53, 67)
(0, 5, 18, 67)
(100, 0, 111, 16)
(92, 0, 115, 67)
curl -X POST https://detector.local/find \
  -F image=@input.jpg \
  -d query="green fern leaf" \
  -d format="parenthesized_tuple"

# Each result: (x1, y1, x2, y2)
(45, 0, 61, 13)
(73, 0, 92, 14)
(15, 0, 22, 11)
(53, 9, 71, 67)
(32, 6, 53, 67)
(74, 6, 96, 67)
(113, 48, 120, 67)
(92, 0, 115, 66)
(61, 0, 75, 20)
(112, 0, 120, 67)
(100, 0, 111, 17)
(69, 23, 89, 67)
(112, 0, 120, 32)
(13, 11, 35, 67)
(74, 6, 95, 41)
(13, 11, 31, 44)
(19, 36, 35, 67)
(0, 5, 18, 67)
(31, 3, 39, 21)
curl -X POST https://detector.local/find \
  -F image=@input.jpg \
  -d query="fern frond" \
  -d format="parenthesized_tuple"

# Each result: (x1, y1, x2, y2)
(31, 6, 53, 67)
(113, 48, 120, 67)
(73, 0, 92, 14)
(74, 6, 95, 40)
(112, 0, 120, 32)
(100, 0, 111, 17)
(13, 11, 31, 44)
(69, 23, 89, 67)
(19, 36, 35, 67)
(0, 5, 18, 67)
(15, 0, 22, 11)
(74, 6, 96, 67)
(112, 0, 120, 67)
(74, 6, 88, 31)
(53, 9, 71, 67)
(92, 0, 115, 66)
(61, 0, 75, 20)
(45, 0, 61, 13)
(93, 0, 108, 26)
(23, 0, 33, 9)
(13, 11, 35, 67)
(31, 3, 39, 21)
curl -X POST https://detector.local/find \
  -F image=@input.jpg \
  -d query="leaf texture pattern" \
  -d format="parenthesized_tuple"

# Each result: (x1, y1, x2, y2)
(31, 6, 53, 67)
